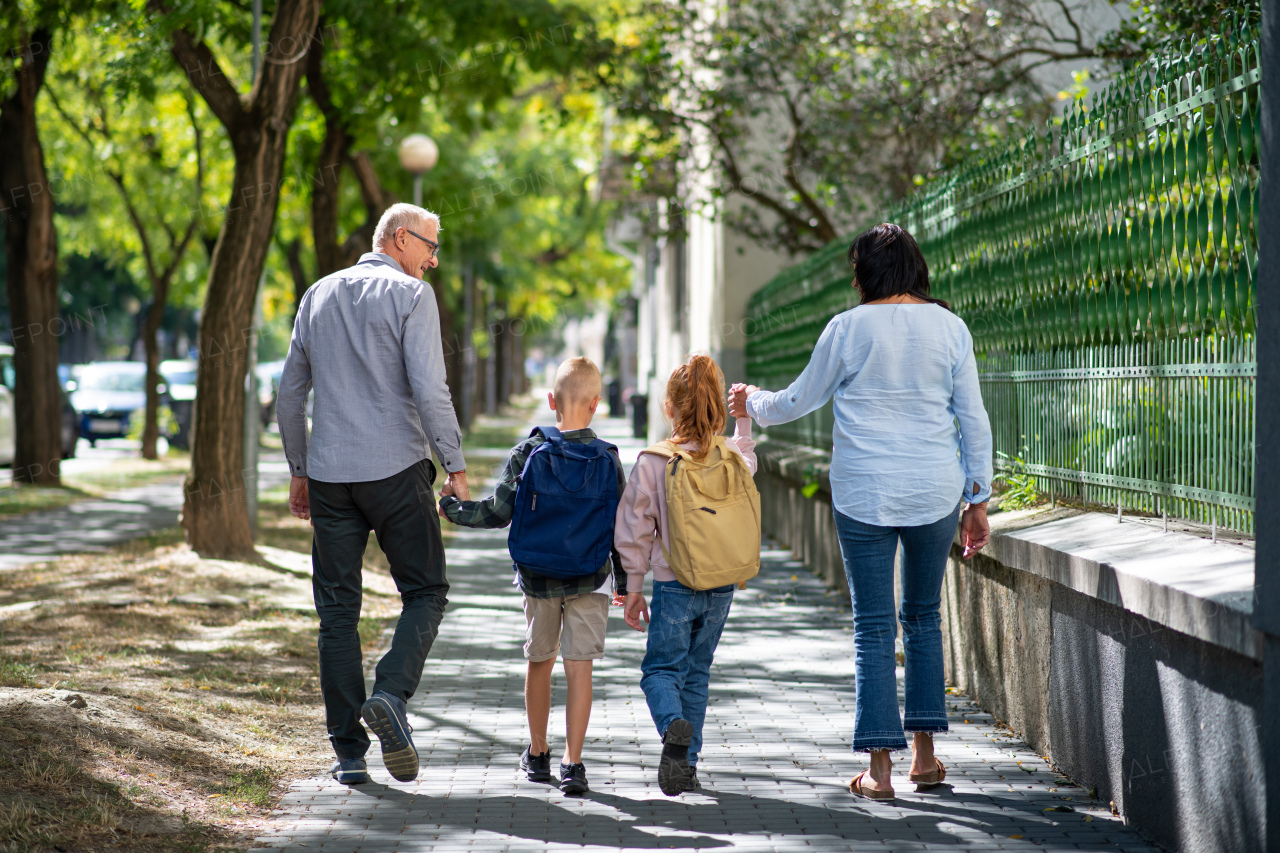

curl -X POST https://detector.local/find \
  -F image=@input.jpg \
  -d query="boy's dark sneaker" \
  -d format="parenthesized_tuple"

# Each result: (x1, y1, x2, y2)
(559, 762, 589, 795)
(685, 769, 703, 792)
(658, 718, 694, 796)
(329, 758, 369, 785)
(520, 746, 553, 783)
(360, 690, 419, 782)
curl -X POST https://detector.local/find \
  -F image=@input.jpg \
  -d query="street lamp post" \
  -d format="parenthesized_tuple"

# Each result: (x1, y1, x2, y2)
(398, 134, 439, 207)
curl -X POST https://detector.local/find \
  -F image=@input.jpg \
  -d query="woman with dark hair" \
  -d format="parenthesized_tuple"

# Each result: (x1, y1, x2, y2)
(729, 222, 992, 801)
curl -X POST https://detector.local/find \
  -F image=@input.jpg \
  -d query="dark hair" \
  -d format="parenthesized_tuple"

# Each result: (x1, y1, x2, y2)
(847, 223, 949, 310)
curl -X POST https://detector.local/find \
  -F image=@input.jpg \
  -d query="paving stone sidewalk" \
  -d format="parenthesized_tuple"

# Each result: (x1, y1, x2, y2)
(253, 418, 1162, 853)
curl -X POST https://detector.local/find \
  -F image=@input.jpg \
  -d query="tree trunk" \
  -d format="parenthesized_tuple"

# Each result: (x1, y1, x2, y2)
(140, 288, 168, 460)
(0, 30, 62, 486)
(306, 23, 394, 281)
(284, 237, 310, 313)
(165, 0, 320, 557)
(311, 124, 348, 278)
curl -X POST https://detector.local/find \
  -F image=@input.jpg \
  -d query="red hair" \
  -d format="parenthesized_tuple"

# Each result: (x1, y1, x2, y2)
(665, 355, 727, 459)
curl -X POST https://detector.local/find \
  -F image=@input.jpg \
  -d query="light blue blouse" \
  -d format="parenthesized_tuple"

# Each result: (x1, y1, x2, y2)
(746, 303, 993, 527)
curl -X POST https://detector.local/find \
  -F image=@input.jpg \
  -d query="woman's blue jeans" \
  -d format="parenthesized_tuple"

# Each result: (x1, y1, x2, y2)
(833, 503, 961, 752)
(639, 579, 735, 767)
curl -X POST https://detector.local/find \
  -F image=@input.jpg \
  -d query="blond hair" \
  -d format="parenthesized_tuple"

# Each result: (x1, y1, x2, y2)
(553, 357, 602, 409)
(666, 354, 727, 459)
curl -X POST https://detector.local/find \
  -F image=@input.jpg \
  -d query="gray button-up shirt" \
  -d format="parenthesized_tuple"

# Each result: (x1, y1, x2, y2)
(277, 252, 464, 483)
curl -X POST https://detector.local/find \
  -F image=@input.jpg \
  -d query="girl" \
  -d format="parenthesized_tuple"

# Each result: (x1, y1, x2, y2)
(616, 354, 758, 795)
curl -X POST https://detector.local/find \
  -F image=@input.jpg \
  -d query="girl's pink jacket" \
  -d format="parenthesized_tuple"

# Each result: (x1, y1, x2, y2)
(613, 418, 758, 594)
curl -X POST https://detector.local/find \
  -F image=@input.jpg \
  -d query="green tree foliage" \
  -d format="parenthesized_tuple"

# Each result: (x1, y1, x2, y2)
(1099, 0, 1260, 59)
(607, 0, 1111, 254)
(43, 18, 222, 457)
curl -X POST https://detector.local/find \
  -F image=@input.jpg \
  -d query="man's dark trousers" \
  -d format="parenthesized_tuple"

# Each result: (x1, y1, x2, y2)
(309, 459, 448, 760)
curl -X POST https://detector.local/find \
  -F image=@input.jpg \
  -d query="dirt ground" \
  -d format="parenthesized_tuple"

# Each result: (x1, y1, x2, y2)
(0, 407, 530, 853)
(0, 495, 408, 853)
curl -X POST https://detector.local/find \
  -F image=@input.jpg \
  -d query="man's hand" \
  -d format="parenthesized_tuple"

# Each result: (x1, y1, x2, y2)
(960, 503, 990, 558)
(728, 383, 759, 419)
(445, 469, 469, 502)
(623, 592, 650, 631)
(289, 475, 311, 522)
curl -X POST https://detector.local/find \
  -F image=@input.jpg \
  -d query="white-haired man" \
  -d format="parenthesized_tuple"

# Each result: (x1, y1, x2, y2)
(277, 203, 468, 786)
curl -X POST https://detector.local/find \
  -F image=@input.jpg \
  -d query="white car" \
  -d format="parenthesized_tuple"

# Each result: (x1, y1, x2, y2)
(160, 359, 197, 450)
(0, 345, 79, 464)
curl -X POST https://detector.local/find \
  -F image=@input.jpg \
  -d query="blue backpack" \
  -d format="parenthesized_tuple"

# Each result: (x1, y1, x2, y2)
(508, 426, 621, 579)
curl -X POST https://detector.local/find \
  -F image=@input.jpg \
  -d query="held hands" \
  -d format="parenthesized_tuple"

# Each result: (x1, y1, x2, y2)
(728, 383, 759, 419)
(960, 503, 990, 558)
(623, 592, 650, 632)
(436, 470, 468, 519)
(445, 469, 469, 501)
(288, 475, 312, 524)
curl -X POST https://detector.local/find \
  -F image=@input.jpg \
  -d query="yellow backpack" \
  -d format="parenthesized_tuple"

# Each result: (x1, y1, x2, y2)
(642, 437, 761, 590)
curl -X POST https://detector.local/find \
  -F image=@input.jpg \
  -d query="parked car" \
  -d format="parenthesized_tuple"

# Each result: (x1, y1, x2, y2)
(256, 359, 286, 429)
(71, 361, 150, 447)
(0, 345, 78, 464)
(160, 359, 197, 450)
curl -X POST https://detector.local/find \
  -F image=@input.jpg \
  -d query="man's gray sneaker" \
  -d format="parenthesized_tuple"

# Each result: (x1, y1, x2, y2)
(658, 718, 695, 795)
(330, 758, 369, 785)
(360, 690, 419, 782)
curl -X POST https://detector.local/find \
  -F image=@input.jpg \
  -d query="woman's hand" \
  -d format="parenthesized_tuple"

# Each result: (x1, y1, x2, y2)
(960, 503, 990, 558)
(728, 383, 759, 419)
(624, 592, 650, 631)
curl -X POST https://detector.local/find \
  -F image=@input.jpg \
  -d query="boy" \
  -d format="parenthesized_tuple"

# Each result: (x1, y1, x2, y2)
(439, 357, 625, 794)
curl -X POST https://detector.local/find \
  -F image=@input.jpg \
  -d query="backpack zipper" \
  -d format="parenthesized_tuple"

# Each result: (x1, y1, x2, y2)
(532, 493, 538, 511)
(698, 507, 717, 514)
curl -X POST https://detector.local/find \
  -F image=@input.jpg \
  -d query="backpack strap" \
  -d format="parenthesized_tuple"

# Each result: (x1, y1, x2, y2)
(639, 440, 681, 461)
(637, 441, 682, 571)
(536, 425, 564, 444)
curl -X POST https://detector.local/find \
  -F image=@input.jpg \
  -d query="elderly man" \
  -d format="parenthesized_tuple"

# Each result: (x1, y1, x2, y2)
(276, 203, 468, 785)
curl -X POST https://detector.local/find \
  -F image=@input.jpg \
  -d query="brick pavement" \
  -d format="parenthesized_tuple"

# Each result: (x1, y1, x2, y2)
(253, 419, 1162, 853)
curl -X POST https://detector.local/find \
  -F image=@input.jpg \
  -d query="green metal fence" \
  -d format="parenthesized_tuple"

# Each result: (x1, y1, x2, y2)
(744, 23, 1259, 533)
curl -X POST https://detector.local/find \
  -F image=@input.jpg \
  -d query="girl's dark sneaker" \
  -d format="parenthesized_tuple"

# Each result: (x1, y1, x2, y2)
(520, 746, 553, 783)
(658, 718, 694, 795)
(559, 762, 589, 794)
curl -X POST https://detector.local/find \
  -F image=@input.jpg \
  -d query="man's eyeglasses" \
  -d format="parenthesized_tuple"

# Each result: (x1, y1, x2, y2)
(403, 227, 439, 259)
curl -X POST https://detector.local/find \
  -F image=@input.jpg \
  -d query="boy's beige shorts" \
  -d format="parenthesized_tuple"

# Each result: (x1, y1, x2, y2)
(523, 592, 611, 662)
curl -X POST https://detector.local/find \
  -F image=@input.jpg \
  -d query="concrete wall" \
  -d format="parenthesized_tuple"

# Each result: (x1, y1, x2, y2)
(756, 437, 1265, 853)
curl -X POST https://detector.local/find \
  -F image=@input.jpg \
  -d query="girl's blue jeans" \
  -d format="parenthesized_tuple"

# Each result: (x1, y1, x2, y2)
(833, 503, 961, 752)
(639, 579, 735, 767)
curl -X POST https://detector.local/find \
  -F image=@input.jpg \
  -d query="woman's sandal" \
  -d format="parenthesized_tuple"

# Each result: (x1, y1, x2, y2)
(849, 770, 895, 801)
(908, 757, 947, 788)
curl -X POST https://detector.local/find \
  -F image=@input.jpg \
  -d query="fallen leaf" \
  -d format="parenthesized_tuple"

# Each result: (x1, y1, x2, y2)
(1045, 805, 1074, 812)
(1084, 815, 1093, 822)
(207, 794, 222, 799)
(1009, 835, 1023, 840)
(134, 705, 145, 712)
